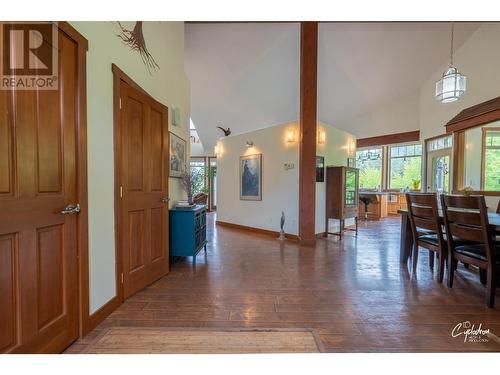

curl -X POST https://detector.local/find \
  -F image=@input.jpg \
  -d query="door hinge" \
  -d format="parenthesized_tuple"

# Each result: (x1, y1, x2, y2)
(121, 273, 124, 284)
(119, 97, 122, 109)
(119, 185, 123, 198)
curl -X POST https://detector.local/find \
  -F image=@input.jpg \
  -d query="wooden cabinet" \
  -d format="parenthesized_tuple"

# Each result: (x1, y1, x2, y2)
(325, 166, 359, 239)
(169, 205, 207, 263)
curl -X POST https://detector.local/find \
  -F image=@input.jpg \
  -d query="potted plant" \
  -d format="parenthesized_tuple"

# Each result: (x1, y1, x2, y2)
(411, 179, 421, 192)
(461, 186, 474, 196)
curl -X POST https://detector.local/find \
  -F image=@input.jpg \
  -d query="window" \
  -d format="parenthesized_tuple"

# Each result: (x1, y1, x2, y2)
(389, 144, 422, 189)
(356, 148, 382, 189)
(426, 135, 452, 193)
(427, 134, 452, 152)
(189, 157, 207, 195)
(483, 129, 500, 191)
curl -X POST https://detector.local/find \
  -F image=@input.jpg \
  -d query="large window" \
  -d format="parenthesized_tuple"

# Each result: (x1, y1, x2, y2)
(356, 148, 382, 189)
(389, 144, 422, 190)
(483, 129, 500, 191)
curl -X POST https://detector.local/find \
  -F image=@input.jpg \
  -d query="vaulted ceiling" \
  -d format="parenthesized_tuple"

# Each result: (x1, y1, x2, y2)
(185, 22, 481, 151)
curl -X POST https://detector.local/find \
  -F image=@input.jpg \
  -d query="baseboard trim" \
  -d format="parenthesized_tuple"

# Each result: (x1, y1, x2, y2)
(216, 220, 299, 241)
(85, 296, 122, 336)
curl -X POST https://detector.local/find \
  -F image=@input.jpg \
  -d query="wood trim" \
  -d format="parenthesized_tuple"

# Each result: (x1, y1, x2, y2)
(452, 131, 465, 192)
(112, 66, 125, 311)
(216, 220, 299, 241)
(298, 21, 318, 245)
(56, 22, 91, 338)
(207, 156, 217, 211)
(111, 64, 169, 113)
(423, 133, 449, 192)
(356, 130, 420, 148)
(58, 22, 88, 51)
(480, 127, 500, 190)
(87, 296, 121, 334)
(446, 96, 500, 133)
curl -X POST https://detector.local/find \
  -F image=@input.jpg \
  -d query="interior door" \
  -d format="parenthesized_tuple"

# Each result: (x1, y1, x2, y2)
(0, 31, 79, 353)
(120, 81, 169, 299)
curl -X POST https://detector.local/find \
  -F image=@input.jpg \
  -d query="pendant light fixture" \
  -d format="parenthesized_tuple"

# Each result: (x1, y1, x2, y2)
(435, 22, 467, 103)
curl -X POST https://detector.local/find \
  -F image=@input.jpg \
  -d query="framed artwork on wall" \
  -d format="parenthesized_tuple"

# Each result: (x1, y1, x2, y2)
(240, 154, 262, 201)
(316, 156, 325, 182)
(169, 132, 186, 178)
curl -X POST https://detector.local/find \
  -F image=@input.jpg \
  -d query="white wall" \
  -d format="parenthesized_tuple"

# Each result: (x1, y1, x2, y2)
(336, 91, 420, 138)
(419, 23, 500, 140)
(70, 21, 190, 314)
(419, 23, 500, 209)
(217, 122, 300, 235)
(216, 121, 356, 236)
(315, 123, 357, 234)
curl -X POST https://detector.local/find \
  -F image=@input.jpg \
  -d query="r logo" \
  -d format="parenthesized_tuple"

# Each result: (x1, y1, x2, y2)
(0, 22, 58, 90)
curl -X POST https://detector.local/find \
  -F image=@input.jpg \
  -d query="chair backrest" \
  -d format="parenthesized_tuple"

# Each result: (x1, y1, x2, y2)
(440, 195, 494, 260)
(406, 193, 443, 242)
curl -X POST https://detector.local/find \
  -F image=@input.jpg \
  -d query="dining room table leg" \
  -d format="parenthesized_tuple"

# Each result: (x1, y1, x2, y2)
(400, 211, 413, 264)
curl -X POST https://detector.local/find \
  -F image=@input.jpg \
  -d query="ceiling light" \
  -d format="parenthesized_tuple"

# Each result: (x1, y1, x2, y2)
(435, 22, 467, 103)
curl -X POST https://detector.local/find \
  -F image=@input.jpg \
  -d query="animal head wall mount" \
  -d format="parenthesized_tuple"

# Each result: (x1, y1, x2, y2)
(116, 21, 159, 74)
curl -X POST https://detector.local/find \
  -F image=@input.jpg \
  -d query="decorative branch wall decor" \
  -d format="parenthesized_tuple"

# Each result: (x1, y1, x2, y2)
(116, 21, 160, 74)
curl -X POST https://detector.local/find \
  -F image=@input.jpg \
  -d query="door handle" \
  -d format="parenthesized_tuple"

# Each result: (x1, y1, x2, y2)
(60, 203, 81, 215)
(161, 197, 170, 203)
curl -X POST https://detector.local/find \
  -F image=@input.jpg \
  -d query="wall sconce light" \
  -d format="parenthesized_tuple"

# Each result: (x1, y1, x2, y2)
(246, 141, 254, 148)
(317, 129, 326, 145)
(214, 144, 219, 156)
(348, 139, 356, 155)
(286, 128, 297, 143)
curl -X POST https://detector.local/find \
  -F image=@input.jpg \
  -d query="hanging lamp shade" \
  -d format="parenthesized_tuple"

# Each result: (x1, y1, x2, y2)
(435, 66, 467, 103)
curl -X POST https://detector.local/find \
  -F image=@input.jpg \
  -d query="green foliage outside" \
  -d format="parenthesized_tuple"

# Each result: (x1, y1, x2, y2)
(390, 157, 422, 190)
(359, 167, 382, 189)
(484, 149, 500, 191)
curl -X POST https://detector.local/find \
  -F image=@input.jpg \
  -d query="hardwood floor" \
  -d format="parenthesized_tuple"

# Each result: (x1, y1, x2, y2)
(66, 213, 500, 353)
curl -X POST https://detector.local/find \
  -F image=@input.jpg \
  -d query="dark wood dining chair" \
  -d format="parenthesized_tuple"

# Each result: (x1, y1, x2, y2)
(406, 193, 446, 282)
(497, 199, 500, 214)
(441, 195, 500, 308)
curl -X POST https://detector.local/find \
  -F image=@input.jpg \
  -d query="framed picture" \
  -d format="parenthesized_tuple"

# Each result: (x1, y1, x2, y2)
(316, 156, 325, 182)
(169, 132, 186, 178)
(240, 154, 262, 201)
(347, 157, 355, 168)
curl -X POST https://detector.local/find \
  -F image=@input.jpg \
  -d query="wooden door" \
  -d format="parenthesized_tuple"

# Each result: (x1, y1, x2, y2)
(120, 81, 169, 299)
(0, 31, 80, 353)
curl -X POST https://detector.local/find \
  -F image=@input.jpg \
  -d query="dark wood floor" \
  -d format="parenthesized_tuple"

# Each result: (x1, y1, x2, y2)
(67, 213, 500, 353)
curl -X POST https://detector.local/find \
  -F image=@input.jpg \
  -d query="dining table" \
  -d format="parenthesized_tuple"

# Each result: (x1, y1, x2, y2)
(398, 209, 500, 264)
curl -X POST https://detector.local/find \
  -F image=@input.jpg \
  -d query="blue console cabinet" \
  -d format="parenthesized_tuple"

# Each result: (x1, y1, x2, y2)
(169, 205, 207, 263)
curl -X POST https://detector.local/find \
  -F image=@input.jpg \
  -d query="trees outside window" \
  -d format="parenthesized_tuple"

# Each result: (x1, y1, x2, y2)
(483, 129, 500, 191)
(389, 144, 422, 190)
(356, 148, 382, 189)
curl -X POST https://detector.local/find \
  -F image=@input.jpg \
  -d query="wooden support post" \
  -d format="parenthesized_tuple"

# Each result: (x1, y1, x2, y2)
(298, 22, 318, 246)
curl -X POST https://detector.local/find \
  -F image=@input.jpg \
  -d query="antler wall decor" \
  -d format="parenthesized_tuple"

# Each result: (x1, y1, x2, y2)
(116, 21, 160, 74)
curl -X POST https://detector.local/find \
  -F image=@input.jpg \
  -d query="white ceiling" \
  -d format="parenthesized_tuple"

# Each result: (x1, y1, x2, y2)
(185, 22, 481, 150)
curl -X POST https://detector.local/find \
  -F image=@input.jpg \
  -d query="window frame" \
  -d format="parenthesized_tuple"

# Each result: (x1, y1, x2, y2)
(387, 142, 423, 190)
(355, 146, 384, 190)
(480, 127, 500, 190)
